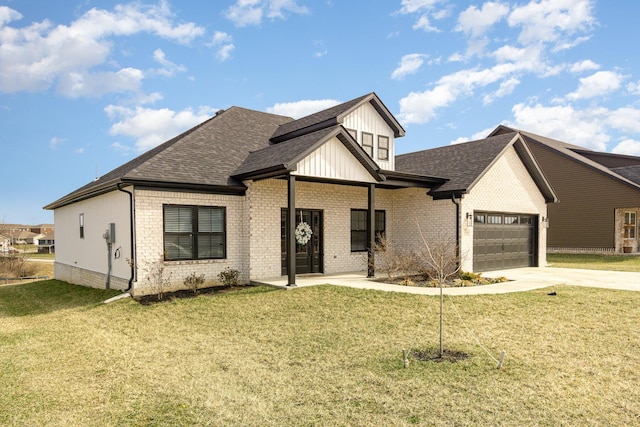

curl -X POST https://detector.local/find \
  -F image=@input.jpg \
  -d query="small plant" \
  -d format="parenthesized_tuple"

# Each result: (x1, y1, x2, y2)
(145, 253, 172, 300)
(217, 267, 239, 287)
(184, 272, 205, 293)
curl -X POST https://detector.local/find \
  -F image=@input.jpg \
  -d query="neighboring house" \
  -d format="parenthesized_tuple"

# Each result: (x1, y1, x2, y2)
(44, 93, 556, 295)
(10, 230, 38, 245)
(491, 126, 640, 254)
(38, 232, 55, 254)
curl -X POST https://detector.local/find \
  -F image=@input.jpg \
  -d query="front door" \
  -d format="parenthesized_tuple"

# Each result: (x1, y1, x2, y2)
(281, 209, 323, 275)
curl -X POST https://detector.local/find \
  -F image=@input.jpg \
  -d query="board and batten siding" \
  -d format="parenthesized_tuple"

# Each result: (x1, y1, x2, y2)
(292, 136, 377, 183)
(342, 101, 395, 170)
(527, 141, 640, 249)
(54, 189, 132, 289)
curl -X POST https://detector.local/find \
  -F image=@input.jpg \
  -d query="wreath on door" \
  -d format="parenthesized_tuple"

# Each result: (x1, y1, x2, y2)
(295, 222, 313, 245)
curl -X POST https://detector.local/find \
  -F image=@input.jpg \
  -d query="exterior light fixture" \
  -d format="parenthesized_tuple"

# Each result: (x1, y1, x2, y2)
(542, 216, 549, 228)
(466, 212, 473, 228)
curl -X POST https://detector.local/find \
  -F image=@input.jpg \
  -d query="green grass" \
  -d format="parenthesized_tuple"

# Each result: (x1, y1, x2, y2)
(1, 280, 639, 426)
(548, 253, 640, 272)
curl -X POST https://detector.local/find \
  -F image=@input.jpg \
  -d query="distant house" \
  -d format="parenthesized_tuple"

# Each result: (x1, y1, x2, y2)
(44, 93, 556, 295)
(38, 232, 55, 254)
(491, 126, 640, 253)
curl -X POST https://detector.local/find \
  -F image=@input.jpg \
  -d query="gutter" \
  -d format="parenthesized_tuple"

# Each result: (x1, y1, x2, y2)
(450, 194, 461, 267)
(117, 183, 135, 293)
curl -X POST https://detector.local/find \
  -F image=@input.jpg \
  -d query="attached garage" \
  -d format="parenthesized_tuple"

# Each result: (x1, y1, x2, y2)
(473, 212, 538, 271)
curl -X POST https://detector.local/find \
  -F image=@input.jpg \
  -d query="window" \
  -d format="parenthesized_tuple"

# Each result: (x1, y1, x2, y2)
(362, 132, 373, 157)
(79, 213, 84, 239)
(163, 205, 226, 260)
(504, 215, 518, 224)
(624, 212, 636, 239)
(378, 135, 389, 160)
(351, 209, 385, 252)
(487, 214, 503, 224)
(347, 128, 357, 140)
(474, 214, 485, 224)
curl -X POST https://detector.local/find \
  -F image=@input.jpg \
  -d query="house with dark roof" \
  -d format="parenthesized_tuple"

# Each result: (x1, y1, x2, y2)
(45, 93, 556, 295)
(491, 125, 640, 254)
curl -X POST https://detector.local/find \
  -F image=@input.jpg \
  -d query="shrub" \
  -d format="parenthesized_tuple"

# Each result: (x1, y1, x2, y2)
(184, 272, 205, 293)
(217, 267, 239, 287)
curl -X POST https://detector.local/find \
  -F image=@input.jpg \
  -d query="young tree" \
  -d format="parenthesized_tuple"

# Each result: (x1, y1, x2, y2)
(416, 227, 461, 358)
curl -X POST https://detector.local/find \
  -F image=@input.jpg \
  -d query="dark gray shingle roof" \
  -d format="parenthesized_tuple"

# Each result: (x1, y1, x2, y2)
(396, 132, 517, 196)
(611, 165, 640, 185)
(45, 107, 293, 209)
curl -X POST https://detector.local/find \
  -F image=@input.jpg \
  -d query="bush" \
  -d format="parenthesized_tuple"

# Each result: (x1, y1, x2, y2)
(184, 272, 205, 293)
(217, 267, 239, 287)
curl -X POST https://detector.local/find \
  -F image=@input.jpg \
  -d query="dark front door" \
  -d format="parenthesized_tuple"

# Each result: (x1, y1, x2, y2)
(281, 209, 323, 275)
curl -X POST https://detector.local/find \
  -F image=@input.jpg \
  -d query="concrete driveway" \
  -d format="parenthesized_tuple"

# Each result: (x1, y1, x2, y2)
(256, 267, 640, 295)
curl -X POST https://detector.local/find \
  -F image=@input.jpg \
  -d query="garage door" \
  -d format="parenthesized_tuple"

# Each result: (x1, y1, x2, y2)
(473, 212, 537, 271)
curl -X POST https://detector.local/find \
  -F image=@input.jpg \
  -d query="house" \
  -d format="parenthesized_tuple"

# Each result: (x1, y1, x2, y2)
(44, 93, 556, 295)
(38, 231, 55, 254)
(491, 126, 640, 254)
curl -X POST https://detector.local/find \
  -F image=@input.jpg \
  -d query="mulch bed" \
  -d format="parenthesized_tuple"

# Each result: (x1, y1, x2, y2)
(134, 284, 253, 305)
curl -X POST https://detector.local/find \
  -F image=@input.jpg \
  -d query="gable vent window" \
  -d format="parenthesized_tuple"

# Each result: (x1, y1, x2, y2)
(624, 212, 636, 239)
(378, 135, 389, 160)
(362, 132, 374, 157)
(163, 205, 226, 261)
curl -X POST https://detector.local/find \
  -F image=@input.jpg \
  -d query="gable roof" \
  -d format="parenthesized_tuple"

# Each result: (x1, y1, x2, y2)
(233, 125, 383, 181)
(45, 107, 293, 209)
(270, 92, 405, 142)
(396, 132, 557, 202)
(490, 125, 640, 192)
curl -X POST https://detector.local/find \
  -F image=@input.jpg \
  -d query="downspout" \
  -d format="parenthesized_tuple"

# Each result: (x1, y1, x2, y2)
(117, 183, 135, 292)
(451, 194, 461, 267)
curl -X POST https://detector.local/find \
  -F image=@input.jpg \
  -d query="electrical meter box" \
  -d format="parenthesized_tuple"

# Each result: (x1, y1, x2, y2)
(104, 223, 116, 244)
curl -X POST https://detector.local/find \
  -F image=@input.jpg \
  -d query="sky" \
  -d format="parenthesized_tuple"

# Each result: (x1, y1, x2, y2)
(2, 0, 640, 225)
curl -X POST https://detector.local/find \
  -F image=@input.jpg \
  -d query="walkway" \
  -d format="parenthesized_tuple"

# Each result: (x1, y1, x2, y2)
(252, 267, 640, 295)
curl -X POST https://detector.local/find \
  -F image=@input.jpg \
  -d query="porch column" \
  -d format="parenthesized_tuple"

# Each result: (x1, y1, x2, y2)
(287, 175, 296, 286)
(367, 183, 375, 278)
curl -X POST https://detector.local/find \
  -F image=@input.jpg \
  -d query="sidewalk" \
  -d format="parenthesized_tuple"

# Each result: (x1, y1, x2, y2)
(253, 267, 640, 295)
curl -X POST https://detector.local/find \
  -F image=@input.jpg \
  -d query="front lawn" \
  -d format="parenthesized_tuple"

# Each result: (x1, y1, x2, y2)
(548, 253, 640, 272)
(1, 280, 638, 426)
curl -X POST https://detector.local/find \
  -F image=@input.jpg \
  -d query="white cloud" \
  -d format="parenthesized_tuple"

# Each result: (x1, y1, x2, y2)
(210, 31, 235, 61)
(509, 102, 609, 150)
(570, 59, 600, 73)
(399, 0, 442, 14)
(398, 0, 445, 32)
(413, 15, 438, 32)
(57, 67, 144, 97)
(267, 99, 341, 119)
(456, 2, 510, 37)
(507, 0, 595, 49)
(391, 53, 427, 80)
(152, 49, 187, 77)
(450, 126, 497, 145)
(0, 5, 21, 26)
(626, 81, 640, 95)
(105, 104, 216, 152)
(483, 77, 520, 104)
(0, 2, 204, 96)
(612, 139, 640, 156)
(49, 136, 66, 149)
(399, 57, 539, 124)
(566, 70, 624, 100)
(224, 0, 308, 27)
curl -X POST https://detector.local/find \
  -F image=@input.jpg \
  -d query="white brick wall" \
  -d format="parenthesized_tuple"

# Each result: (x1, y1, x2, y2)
(133, 190, 247, 296)
(245, 179, 456, 278)
(460, 146, 549, 270)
